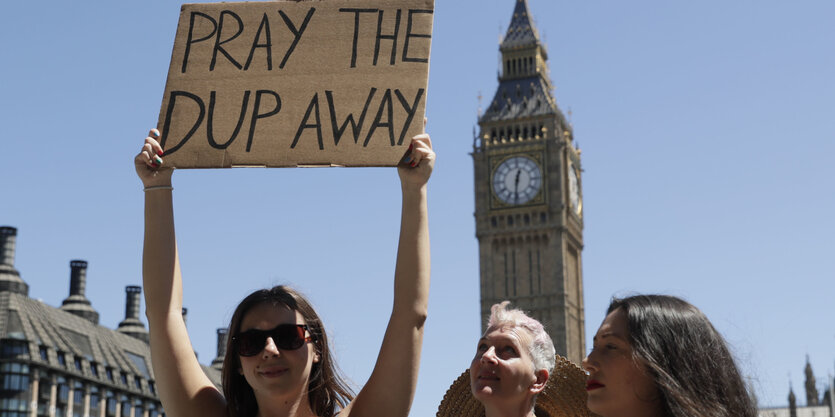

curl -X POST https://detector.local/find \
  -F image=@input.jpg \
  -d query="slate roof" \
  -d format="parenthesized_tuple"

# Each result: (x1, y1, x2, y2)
(0, 263, 27, 295)
(480, 76, 562, 123)
(501, 0, 540, 51)
(0, 290, 221, 393)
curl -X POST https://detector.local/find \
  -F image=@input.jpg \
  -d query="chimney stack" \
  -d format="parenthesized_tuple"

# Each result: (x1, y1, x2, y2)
(125, 286, 141, 321)
(117, 286, 148, 343)
(0, 226, 16, 267)
(69, 261, 88, 297)
(0, 226, 29, 296)
(211, 328, 228, 370)
(60, 260, 99, 324)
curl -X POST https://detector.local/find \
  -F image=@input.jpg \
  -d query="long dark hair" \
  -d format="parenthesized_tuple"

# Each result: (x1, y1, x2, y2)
(608, 295, 757, 417)
(221, 286, 355, 417)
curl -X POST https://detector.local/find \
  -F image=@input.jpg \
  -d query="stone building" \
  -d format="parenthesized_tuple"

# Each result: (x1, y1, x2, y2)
(0, 226, 225, 417)
(472, 0, 585, 363)
(758, 357, 833, 417)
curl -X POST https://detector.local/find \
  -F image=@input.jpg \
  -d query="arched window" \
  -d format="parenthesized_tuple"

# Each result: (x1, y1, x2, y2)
(72, 382, 84, 417)
(120, 395, 131, 417)
(134, 399, 144, 417)
(89, 386, 101, 417)
(105, 391, 117, 417)
(55, 377, 68, 417)
(37, 376, 51, 417)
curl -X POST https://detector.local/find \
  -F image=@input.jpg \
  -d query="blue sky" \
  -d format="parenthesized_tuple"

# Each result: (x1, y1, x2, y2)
(2, 0, 833, 415)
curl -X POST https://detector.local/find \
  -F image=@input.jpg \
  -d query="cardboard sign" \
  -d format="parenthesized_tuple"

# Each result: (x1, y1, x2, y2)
(156, 0, 434, 168)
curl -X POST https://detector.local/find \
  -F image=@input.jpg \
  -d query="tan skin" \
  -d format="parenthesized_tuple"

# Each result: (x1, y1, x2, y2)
(136, 125, 434, 417)
(469, 326, 548, 417)
(237, 305, 319, 417)
(582, 308, 664, 417)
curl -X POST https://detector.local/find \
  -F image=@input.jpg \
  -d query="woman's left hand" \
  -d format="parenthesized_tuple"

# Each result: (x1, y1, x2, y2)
(397, 123, 435, 188)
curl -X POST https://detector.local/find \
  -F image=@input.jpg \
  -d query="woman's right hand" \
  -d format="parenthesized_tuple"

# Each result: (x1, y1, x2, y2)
(134, 128, 174, 188)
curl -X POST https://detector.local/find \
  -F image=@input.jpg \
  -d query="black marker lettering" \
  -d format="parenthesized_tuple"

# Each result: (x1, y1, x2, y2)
(278, 8, 316, 69)
(244, 13, 273, 71)
(394, 88, 424, 145)
(210, 11, 244, 71)
(160, 91, 205, 154)
(247, 90, 281, 152)
(339, 8, 377, 68)
(364, 89, 395, 147)
(182, 12, 217, 73)
(207, 90, 251, 149)
(403, 9, 432, 63)
(326, 88, 377, 146)
(291, 93, 324, 150)
(374, 9, 401, 66)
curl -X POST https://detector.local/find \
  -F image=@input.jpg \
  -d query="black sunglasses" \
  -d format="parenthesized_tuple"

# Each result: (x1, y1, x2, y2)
(232, 324, 313, 356)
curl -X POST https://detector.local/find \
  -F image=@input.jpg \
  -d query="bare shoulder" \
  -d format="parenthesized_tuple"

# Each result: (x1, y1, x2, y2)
(334, 401, 355, 417)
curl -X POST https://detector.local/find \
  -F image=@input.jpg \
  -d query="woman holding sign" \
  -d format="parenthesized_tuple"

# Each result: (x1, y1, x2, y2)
(135, 127, 434, 417)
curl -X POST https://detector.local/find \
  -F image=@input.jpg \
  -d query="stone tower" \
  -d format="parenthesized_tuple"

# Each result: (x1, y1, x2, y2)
(473, 0, 585, 363)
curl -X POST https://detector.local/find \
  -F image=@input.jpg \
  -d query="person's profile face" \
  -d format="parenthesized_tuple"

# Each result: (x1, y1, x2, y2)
(582, 308, 662, 417)
(469, 325, 538, 407)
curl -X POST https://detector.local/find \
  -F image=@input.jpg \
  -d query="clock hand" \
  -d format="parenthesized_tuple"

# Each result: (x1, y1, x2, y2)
(514, 169, 521, 202)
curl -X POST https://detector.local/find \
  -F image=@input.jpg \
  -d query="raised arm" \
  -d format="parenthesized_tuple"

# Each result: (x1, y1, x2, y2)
(135, 129, 227, 417)
(345, 129, 434, 417)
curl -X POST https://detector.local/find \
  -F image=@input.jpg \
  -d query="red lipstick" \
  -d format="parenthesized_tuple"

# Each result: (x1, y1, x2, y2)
(586, 379, 604, 391)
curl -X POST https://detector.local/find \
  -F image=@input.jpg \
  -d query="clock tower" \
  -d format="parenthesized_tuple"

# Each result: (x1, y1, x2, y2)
(473, 0, 585, 363)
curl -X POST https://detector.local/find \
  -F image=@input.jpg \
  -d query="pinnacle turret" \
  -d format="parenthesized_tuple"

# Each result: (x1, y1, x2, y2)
(481, 0, 562, 125)
(501, 0, 541, 51)
(805, 356, 819, 406)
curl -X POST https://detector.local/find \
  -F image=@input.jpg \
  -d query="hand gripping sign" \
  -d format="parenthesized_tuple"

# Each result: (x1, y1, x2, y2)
(157, 0, 434, 168)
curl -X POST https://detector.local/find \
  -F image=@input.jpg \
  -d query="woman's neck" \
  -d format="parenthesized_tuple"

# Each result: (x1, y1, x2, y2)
(254, 390, 318, 417)
(483, 402, 536, 417)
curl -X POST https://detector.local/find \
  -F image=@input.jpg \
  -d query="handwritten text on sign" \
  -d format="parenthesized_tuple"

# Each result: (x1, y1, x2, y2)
(157, 0, 434, 168)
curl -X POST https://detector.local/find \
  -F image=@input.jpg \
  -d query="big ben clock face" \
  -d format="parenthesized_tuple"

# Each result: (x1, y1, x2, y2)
(492, 156, 543, 205)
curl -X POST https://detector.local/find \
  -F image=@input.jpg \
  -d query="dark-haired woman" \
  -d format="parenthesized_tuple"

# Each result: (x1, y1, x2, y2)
(582, 294, 757, 417)
(135, 127, 434, 417)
